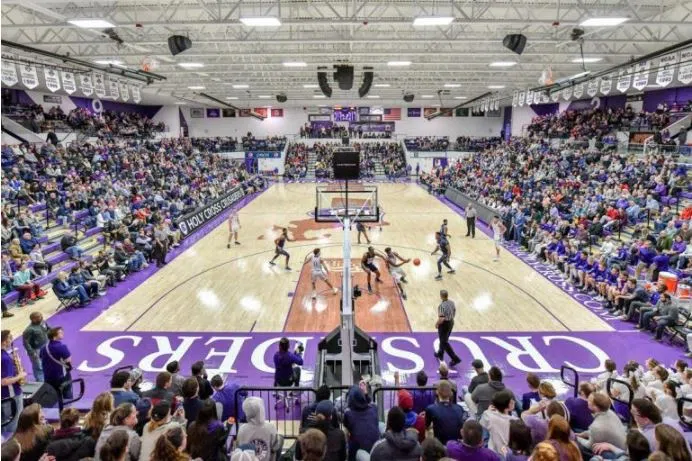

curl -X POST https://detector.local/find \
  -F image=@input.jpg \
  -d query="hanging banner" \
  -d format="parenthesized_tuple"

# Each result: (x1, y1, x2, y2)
(512, 91, 518, 107)
(93, 72, 106, 98)
(1, 58, 19, 87)
(632, 61, 650, 91)
(678, 49, 692, 85)
(131, 85, 141, 103)
(573, 82, 584, 99)
(108, 78, 120, 99)
(656, 53, 677, 87)
(61, 71, 77, 94)
(617, 68, 631, 93)
(44, 68, 61, 92)
(586, 79, 599, 97)
(562, 86, 573, 100)
(80, 74, 93, 96)
(119, 81, 129, 101)
(599, 74, 613, 95)
(550, 90, 560, 102)
(19, 64, 39, 89)
(517, 90, 525, 107)
(525, 89, 533, 106)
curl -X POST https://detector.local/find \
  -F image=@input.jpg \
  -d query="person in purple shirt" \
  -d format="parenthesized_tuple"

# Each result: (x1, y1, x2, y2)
(411, 371, 436, 414)
(635, 241, 656, 279)
(667, 235, 687, 268)
(273, 337, 304, 387)
(40, 326, 73, 399)
(211, 374, 246, 422)
(564, 382, 595, 432)
(446, 420, 500, 461)
(1, 329, 26, 434)
(651, 249, 670, 282)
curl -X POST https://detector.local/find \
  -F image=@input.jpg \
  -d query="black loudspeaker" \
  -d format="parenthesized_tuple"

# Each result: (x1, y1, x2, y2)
(332, 148, 360, 180)
(168, 35, 192, 55)
(358, 67, 374, 98)
(23, 382, 59, 408)
(276, 94, 287, 103)
(403, 94, 414, 103)
(333, 65, 354, 91)
(317, 68, 332, 98)
(503, 34, 527, 55)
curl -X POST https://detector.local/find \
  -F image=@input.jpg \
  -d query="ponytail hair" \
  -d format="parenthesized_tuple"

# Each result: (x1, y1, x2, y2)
(151, 426, 187, 461)
(110, 403, 135, 426)
(99, 429, 129, 461)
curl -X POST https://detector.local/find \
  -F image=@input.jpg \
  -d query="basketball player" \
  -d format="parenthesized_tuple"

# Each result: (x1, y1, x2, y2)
(227, 211, 240, 248)
(356, 220, 371, 244)
(361, 246, 385, 294)
(305, 248, 338, 298)
(269, 228, 292, 270)
(440, 219, 451, 238)
(432, 231, 455, 280)
(491, 216, 507, 262)
(378, 206, 385, 232)
(384, 247, 410, 300)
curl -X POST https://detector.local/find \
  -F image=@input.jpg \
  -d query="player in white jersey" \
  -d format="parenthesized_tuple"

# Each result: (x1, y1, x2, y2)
(384, 247, 410, 300)
(227, 211, 240, 248)
(306, 248, 338, 298)
(491, 215, 507, 262)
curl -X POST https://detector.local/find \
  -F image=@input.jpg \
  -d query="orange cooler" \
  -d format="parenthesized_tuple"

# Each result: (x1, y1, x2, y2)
(659, 272, 679, 294)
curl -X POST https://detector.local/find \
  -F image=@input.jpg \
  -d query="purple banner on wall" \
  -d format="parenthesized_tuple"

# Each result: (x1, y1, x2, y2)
(407, 107, 421, 117)
(333, 108, 357, 122)
(70, 96, 161, 118)
(206, 108, 220, 118)
(642, 87, 692, 113)
(531, 103, 559, 116)
(565, 95, 627, 113)
(503, 106, 512, 140)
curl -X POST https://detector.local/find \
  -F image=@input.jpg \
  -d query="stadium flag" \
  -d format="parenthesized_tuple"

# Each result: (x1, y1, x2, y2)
(656, 53, 677, 87)
(512, 90, 518, 107)
(80, 74, 93, 96)
(616, 67, 631, 93)
(61, 71, 76, 94)
(131, 85, 141, 103)
(44, 68, 61, 92)
(632, 61, 650, 91)
(119, 81, 129, 101)
(20, 64, 39, 89)
(562, 86, 572, 100)
(573, 82, 584, 99)
(586, 78, 599, 97)
(678, 49, 692, 84)
(599, 74, 612, 95)
(109, 78, 120, 100)
(93, 72, 106, 98)
(550, 90, 560, 102)
(383, 108, 401, 120)
(1, 56, 18, 87)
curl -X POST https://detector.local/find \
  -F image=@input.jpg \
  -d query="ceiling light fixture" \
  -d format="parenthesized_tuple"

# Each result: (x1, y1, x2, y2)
(93, 59, 123, 66)
(366, 95, 380, 99)
(68, 19, 115, 28)
(487, 85, 506, 89)
(313, 95, 326, 98)
(283, 61, 307, 67)
(226, 96, 239, 100)
(387, 61, 412, 67)
(232, 84, 249, 89)
(188, 85, 205, 90)
(454, 96, 467, 99)
(444, 83, 461, 88)
(421, 95, 434, 98)
(571, 57, 603, 63)
(579, 17, 629, 27)
(258, 95, 271, 99)
(303, 84, 319, 88)
(413, 16, 454, 26)
(239, 17, 281, 27)
(374, 84, 391, 88)
(178, 62, 205, 69)
(489, 61, 517, 67)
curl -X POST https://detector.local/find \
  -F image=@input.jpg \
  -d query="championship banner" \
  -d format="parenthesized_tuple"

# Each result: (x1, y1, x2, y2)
(550, 90, 560, 102)
(617, 68, 631, 93)
(678, 49, 692, 85)
(119, 81, 129, 101)
(586, 79, 599, 97)
(109, 78, 120, 100)
(656, 53, 677, 87)
(562, 86, 573, 101)
(176, 186, 246, 239)
(20, 64, 39, 89)
(518, 90, 525, 106)
(80, 74, 93, 96)
(93, 72, 106, 98)
(512, 90, 518, 107)
(1, 57, 18, 87)
(131, 85, 141, 103)
(62, 71, 77, 94)
(599, 74, 612, 95)
(632, 61, 650, 91)
(526, 89, 533, 106)
(573, 82, 584, 99)
(44, 68, 61, 92)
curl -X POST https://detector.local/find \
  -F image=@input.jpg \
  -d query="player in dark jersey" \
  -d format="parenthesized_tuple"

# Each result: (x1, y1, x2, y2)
(361, 246, 385, 293)
(269, 228, 293, 270)
(432, 231, 455, 280)
(356, 220, 370, 244)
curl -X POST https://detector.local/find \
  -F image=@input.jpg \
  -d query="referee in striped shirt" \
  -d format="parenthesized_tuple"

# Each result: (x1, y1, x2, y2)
(434, 290, 461, 366)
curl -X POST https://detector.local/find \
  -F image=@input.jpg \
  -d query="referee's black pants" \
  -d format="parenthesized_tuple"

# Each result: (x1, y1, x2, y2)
(466, 217, 476, 238)
(437, 320, 461, 362)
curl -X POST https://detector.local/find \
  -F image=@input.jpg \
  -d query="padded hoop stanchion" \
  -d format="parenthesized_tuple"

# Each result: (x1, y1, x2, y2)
(560, 365, 579, 398)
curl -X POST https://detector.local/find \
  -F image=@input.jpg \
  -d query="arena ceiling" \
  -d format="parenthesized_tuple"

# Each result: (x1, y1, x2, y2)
(2, 0, 692, 106)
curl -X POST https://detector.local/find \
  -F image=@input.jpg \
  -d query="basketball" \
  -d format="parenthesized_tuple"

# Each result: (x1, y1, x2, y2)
(413, 258, 421, 266)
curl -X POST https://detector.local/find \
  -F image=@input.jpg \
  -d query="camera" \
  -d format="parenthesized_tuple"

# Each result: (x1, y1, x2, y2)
(294, 342, 305, 355)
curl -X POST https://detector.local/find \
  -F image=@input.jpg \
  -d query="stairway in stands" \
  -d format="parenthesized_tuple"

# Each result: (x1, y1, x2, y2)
(306, 151, 317, 179)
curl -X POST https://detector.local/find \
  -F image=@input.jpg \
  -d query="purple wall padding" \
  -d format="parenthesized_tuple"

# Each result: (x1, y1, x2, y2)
(179, 108, 188, 129)
(642, 87, 692, 113)
(69, 96, 162, 118)
(531, 103, 559, 116)
(503, 106, 512, 140)
(4, 88, 35, 106)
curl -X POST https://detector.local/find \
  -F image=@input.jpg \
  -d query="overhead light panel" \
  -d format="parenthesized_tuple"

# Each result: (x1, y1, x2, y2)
(178, 62, 205, 69)
(579, 17, 628, 27)
(283, 61, 307, 67)
(188, 85, 205, 90)
(413, 16, 454, 26)
(258, 95, 271, 99)
(421, 95, 434, 98)
(94, 59, 123, 66)
(303, 84, 319, 88)
(487, 85, 506, 89)
(240, 17, 281, 27)
(366, 95, 380, 99)
(226, 96, 239, 100)
(444, 83, 461, 88)
(313, 95, 326, 98)
(374, 84, 391, 88)
(489, 61, 517, 67)
(69, 19, 115, 28)
(454, 96, 467, 99)
(175, 101, 187, 105)
(232, 84, 249, 89)
(387, 61, 412, 67)
(572, 57, 603, 63)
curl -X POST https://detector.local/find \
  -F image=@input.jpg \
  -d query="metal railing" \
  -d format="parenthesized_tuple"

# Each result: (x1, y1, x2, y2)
(560, 365, 579, 399)
(372, 386, 438, 421)
(605, 377, 634, 425)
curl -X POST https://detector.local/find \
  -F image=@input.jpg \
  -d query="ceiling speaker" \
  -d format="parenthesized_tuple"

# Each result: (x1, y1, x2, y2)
(502, 34, 527, 55)
(358, 67, 374, 98)
(168, 35, 192, 56)
(276, 94, 287, 103)
(317, 68, 332, 98)
(403, 94, 414, 103)
(333, 65, 354, 91)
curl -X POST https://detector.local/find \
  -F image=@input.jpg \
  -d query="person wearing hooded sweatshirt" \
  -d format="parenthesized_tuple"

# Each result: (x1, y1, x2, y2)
(138, 400, 187, 461)
(472, 366, 514, 418)
(45, 408, 96, 461)
(296, 400, 346, 461)
(301, 384, 340, 430)
(480, 390, 518, 453)
(370, 406, 422, 461)
(343, 385, 380, 461)
(237, 396, 282, 461)
(396, 389, 426, 442)
(446, 420, 500, 461)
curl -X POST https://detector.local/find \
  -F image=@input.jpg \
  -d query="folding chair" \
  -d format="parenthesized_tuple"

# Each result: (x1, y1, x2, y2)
(664, 305, 692, 345)
(52, 284, 80, 312)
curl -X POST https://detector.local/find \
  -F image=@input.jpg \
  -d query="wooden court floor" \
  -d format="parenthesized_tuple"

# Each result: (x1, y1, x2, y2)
(75, 182, 612, 334)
